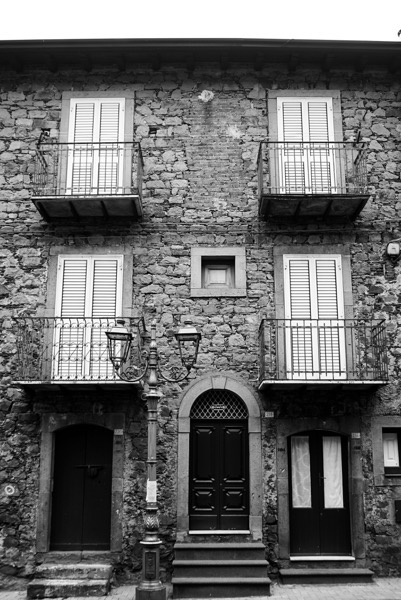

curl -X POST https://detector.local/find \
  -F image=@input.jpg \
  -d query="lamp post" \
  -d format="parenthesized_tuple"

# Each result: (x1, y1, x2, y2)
(106, 318, 201, 600)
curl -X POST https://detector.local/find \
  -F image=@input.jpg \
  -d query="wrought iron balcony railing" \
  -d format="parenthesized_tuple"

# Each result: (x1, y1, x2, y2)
(32, 141, 143, 220)
(13, 317, 146, 387)
(258, 318, 388, 389)
(257, 141, 370, 220)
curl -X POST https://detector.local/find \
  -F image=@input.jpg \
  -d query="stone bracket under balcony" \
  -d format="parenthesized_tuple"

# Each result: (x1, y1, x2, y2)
(257, 141, 370, 222)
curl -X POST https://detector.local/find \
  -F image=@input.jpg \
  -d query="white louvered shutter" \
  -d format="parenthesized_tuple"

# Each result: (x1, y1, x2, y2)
(284, 255, 345, 379)
(277, 97, 335, 193)
(67, 98, 125, 194)
(54, 255, 123, 379)
(90, 258, 122, 378)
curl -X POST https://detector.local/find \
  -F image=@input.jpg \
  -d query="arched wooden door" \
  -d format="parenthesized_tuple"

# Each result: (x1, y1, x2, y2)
(189, 390, 249, 531)
(289, 430, 351, 555)
(50, 424, 113, 551)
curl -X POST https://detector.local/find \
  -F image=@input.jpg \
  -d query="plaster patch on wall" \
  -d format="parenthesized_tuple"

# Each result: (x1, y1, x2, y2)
(227, 125, 242, 139)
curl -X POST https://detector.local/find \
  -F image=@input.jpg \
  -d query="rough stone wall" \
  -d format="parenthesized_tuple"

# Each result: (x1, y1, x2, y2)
(0, 60, 400, 582)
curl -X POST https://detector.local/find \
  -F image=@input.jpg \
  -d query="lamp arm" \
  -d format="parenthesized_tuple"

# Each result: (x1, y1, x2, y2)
(156, 363, 191, 384)
(109, 358, 150, 384)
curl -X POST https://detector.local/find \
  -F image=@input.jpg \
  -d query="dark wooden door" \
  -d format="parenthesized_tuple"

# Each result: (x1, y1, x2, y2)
(50, 424, 113, 551)
(289, 431, 351, 555)
(189, 419, 249, 530)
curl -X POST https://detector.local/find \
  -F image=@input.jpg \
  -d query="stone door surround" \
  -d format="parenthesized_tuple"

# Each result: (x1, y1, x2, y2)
(276, 416, 366, 562)
(177, 373, 263, 540)
(36, 413, 125, 555)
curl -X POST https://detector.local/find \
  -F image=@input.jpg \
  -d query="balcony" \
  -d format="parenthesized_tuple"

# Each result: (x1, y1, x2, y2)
(257, 141, 370, 221)
(32, 141, 143, 221)
(13, 317, 146, 390)
(258, 318, 388, 390)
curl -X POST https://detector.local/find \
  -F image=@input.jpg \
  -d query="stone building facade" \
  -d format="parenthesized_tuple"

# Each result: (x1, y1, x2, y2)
(0, 39, 401, 595)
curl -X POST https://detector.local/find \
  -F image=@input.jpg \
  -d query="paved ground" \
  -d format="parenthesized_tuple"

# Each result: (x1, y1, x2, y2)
(1, 579, 401, 600)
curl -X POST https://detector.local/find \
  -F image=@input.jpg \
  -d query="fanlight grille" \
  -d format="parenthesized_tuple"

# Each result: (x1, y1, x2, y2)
(190, 389, 248, 420)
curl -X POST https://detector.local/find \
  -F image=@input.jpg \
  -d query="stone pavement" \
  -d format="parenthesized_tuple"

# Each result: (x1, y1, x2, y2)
(1, 579, 401, 600)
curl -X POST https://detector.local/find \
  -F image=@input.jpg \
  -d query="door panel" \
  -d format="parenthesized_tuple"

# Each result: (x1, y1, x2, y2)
(190, 425, 218, 529)
(289, 431, 351, 556)
(190, 420, 249, 530)
(50, 424, 113, 551)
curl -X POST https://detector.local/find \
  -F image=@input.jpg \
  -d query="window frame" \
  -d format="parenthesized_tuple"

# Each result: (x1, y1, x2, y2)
(268, 90, 343, 143)
(273, 245, 353, 381)
(59, 92, 135, 196)
(383, 429, 401, 475)
(268, 91, 343, 195)
(42, 248, 133, 382)
(60, 92, 135, 144)
(372, 417, 401, 486)
(45, 246, 134, 318)
(190, 247, 246, 298)
(283, 253, 346, 380)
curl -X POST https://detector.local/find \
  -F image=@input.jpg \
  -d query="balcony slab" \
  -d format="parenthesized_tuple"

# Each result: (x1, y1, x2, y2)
(32, 194, 143, 222)
(16, 380, 142, 391)
(258, 379, 387, 391)
(259, 193, 369, 221)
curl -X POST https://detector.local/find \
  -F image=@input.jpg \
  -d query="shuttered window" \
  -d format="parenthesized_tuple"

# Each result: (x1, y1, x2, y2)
(283, 255, 345, 379)
(383, 430, 401, 474)
(277, 97, 336, 194)
(67, 98, 125, 195)
(54, 255, 123, 379)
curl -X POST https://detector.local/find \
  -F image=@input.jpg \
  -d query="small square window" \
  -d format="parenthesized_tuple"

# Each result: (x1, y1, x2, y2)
(191, 247, 246, 298)
(202, 259, 235, 289)
(383, 429, 401, 475)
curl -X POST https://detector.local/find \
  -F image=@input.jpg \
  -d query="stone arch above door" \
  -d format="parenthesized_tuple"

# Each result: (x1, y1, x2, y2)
(36, 413, 124, 555)
(177, 373, 263, 540)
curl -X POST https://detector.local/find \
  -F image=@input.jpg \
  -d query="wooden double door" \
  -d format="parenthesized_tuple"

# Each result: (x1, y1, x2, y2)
(289, 431, 351, 555)
(50, 424, 113, 551)
(189, 419, 249, 530)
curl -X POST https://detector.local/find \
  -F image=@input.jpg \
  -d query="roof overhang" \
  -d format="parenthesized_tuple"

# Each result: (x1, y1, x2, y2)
(0, 38, 400, 72)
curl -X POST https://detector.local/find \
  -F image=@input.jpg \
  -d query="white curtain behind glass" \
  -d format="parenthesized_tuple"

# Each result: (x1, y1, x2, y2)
(322, 436, 343, 508)
(291, 436, 312, 508)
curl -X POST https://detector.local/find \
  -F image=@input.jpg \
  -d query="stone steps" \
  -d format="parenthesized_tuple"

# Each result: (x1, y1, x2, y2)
(27, 562, 113, 598)
(27, 578, 110, 599)
(172, 542, 271, 598)
(173, 559, 269, 578)
(280, 567, 374, 584)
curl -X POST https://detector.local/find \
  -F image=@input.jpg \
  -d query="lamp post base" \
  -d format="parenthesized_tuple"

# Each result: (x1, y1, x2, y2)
(136, 585, 166, 600)
(136, 538, 166, 600)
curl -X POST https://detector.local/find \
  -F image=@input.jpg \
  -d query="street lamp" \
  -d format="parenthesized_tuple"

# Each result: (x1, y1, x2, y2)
(106, 317, 201, 600)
